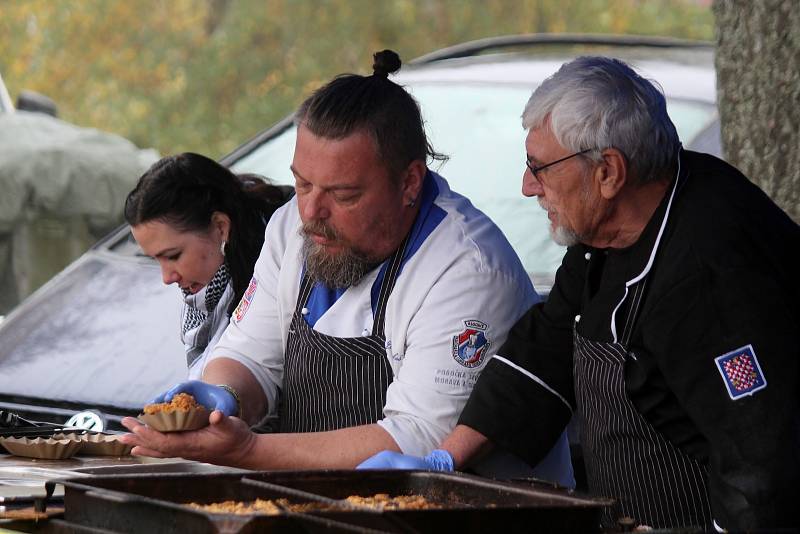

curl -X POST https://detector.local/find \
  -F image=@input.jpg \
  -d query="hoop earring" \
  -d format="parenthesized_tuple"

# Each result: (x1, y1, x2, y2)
(220, 240, 227, 257)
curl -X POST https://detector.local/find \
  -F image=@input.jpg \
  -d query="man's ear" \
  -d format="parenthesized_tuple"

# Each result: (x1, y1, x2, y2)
(402, 160, 426, 206)
(211, 211, 232, 241)
(595, 148, 627, 200)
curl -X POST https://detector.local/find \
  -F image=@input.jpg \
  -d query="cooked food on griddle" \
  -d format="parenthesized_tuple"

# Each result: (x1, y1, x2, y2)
(187, 493, 438, 515)
(344, 493, 434, 510)
(188, 498, 287, 515)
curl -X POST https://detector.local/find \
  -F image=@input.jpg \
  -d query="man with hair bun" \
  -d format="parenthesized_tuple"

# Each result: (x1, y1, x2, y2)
(360, 56, 799, 532)
(121, 50, 573, 485)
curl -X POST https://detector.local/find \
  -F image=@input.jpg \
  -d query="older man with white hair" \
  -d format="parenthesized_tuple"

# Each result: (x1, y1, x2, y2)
(360, 56, 800, 532)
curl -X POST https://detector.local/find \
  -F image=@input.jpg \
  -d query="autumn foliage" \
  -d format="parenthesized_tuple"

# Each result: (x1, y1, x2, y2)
(0, 0, 714, 158)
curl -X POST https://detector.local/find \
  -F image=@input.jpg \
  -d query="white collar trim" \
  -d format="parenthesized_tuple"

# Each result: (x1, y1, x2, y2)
(609, 152, 682, 344)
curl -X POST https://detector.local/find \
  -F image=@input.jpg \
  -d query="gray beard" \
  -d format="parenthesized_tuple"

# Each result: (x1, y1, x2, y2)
(301, 235, 377, 288)
(550, 223, 581, 247)
(539, 198, 581, 247)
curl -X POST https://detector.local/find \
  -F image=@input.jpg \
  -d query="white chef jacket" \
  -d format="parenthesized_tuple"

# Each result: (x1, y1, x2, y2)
(210, 171, 538, 455)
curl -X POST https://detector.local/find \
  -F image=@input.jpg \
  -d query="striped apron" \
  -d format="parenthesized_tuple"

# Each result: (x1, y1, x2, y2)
(280, 237, 408, 432)
(574, 276, 713, 529)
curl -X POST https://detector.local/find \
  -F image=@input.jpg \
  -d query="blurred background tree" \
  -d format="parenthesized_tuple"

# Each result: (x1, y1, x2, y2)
(0, 0, 714, 159)
(713, 0, 799, 222)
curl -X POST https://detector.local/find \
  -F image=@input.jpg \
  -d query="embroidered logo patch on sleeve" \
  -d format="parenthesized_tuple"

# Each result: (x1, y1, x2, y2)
(714, 344, 767, 400)
(452, 320, 491, 368)
(233, 276, 258, 323)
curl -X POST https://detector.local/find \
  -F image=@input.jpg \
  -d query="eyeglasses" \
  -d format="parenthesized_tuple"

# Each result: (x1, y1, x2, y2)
(526, 149, 591, 181)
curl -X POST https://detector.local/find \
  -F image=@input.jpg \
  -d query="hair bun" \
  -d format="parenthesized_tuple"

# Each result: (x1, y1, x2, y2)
(372, 50, 401, 78)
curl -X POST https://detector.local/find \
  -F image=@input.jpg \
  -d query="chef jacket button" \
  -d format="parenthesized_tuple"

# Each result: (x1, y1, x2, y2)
(363, 328, 370, 336)
(301, 307, 309, 315)
(575, 314, 581, 322)
(584, 252, 591, 260)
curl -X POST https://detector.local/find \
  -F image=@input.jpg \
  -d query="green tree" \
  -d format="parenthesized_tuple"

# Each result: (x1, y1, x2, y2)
(1, 0, 715, 158)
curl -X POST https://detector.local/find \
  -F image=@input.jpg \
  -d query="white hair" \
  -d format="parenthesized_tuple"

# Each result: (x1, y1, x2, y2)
(522, 56, 680, 183)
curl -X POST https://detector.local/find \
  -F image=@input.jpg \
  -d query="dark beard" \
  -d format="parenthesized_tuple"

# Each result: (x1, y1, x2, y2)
(300, 224, 378, 288)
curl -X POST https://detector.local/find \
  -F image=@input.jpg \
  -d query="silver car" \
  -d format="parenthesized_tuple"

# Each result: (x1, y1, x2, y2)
(0, 35, 721, 429)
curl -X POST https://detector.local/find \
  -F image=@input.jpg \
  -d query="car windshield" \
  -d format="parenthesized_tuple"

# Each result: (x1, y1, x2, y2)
(232, 82, 717, 284)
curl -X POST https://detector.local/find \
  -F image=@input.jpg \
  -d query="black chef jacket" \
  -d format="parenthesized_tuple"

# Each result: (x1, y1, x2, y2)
(460, 150, 800, 530)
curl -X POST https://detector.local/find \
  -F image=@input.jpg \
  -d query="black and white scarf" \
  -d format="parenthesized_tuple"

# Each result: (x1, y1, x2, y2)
(181, 263, 232, 372)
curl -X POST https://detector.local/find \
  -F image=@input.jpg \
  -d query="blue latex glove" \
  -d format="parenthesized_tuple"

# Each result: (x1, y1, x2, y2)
(149, 380, 238, 416)
(357, 449, 454, 471)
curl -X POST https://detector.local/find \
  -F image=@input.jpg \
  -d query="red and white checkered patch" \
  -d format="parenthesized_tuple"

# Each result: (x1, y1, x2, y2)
(723, 355, 757, 391)
(715, 344, 766, 400)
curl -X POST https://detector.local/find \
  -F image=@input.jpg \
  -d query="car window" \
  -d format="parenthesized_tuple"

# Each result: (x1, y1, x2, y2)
(667, 99, 718, 144)
(231, 83, 717, 283)
(412, 84, 562, 279)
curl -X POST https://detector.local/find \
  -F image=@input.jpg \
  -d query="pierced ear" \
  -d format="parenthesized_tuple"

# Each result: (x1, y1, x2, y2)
(402, 160, 426, 205)
(211, 211, 232, 241)
(596, 148, 627, 200)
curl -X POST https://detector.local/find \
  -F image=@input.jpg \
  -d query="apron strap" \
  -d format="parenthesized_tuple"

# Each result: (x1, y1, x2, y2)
(371, 232, 411, 337)
(294, 271, 316, 314)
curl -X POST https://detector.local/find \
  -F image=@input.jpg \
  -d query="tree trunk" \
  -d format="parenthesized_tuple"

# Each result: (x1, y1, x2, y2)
(713, 0, 800, 222)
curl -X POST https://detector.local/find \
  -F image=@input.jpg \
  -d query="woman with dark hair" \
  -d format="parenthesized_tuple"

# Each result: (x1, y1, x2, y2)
(124, 152, 288, 379)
